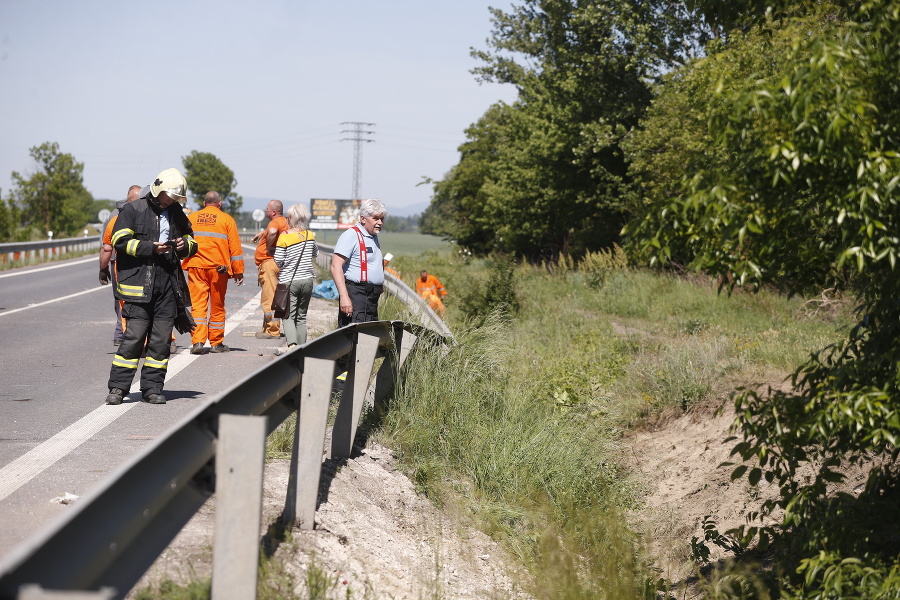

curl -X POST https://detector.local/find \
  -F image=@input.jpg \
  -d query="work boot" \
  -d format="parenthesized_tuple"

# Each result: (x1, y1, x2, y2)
(143, 392, 166, 405)
(255, 331, 278, 339)
(209, 344, 230, 353)
(274, 344, 296, 356)
(105, 388, 125, 405)
(170, 340, 178, 354)
(190, 343, 204, 355)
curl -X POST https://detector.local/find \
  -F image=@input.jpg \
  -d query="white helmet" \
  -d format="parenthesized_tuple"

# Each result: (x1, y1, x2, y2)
(150, 168, 187, 201)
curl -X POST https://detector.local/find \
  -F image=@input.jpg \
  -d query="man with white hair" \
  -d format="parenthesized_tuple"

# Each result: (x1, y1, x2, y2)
(104, 168, 198, 406)
(330, 198, 388, 326)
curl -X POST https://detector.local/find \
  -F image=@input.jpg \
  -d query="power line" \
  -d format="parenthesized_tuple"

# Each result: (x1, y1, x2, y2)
(340, 122, 375, 200)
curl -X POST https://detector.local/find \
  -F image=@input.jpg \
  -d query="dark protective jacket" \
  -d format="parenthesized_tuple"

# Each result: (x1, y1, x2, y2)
(111, 195, 198, 312)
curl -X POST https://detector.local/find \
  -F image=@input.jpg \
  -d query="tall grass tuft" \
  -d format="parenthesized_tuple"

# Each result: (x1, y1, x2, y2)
(380, 313, 652, 596)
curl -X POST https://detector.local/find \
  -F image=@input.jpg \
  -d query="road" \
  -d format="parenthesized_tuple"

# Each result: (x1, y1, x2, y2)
(0, 249, 334, 558)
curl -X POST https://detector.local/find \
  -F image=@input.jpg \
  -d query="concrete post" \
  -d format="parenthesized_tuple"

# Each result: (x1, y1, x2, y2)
(211, 415, 267, 600)
(288, 357, 335, 530)
(330, 332, 380, 459)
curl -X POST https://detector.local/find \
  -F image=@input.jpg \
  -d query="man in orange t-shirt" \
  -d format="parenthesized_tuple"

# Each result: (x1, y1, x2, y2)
(253, 199, 289, 338)
(182, 191, 245, 354)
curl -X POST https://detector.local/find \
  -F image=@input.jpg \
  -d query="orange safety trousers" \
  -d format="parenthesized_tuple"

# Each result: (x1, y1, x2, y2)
(187, 268, 229, 346)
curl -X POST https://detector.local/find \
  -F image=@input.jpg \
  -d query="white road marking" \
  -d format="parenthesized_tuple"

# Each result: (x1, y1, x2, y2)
(0, 257, 95, 279)
(0, 286, 108, 318)
(0, 290, 262, 502)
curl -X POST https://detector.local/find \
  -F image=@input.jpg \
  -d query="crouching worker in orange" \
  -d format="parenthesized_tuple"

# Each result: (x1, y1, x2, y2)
(182, 191, 244, 354)
(415, 270, 447, 317)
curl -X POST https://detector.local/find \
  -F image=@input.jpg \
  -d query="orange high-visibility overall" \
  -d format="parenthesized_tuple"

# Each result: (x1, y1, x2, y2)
(182, 206, 245, 346)
(415, 274, 447, 316)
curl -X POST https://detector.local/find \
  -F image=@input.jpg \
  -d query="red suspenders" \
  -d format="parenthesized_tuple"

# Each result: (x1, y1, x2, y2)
(352, 226, 368, 282)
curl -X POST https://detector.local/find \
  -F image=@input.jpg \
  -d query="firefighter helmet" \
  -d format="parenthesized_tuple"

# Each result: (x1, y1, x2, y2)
(150, 168, 187, 201)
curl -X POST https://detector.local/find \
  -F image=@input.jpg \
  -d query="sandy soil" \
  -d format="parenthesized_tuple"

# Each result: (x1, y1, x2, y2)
(132, 443, 528, 599)
(129, 298, 528, 599)
(625, 394, 872, 589)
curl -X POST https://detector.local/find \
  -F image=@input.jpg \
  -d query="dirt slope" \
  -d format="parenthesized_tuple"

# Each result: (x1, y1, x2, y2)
(129, 298, 528, 599)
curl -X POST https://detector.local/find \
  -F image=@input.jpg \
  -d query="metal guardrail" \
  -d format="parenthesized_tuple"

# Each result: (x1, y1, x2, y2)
(0, 320, 449, 599)
(0, 236, 101, 266)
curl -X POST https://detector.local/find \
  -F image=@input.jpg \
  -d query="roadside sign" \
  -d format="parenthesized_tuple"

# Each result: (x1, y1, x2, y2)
(98, 209, 111, 223)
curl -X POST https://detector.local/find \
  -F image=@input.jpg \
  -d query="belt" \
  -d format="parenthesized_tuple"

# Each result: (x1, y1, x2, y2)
(347, 281, 383, 290)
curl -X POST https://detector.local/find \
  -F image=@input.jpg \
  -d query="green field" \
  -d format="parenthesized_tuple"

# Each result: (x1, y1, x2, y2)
(313, 230, 451, 256)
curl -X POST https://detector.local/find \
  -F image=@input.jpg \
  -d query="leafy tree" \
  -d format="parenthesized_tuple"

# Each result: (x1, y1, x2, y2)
(0, 190, 15, 242)
(181, 151, 243, 213)
(381, 214, 418, 233)
(10, 142, 94, 238)
(427, 0, 704, 261)
(623, 9, 842, 280)
(685, 0, 857, 39)
(630, 1, 900, 596)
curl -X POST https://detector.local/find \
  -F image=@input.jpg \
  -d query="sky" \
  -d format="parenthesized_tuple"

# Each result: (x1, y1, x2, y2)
(0, 0, 518, 217)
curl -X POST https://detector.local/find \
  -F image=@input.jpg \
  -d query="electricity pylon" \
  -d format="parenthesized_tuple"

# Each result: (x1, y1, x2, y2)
(340, 122, 375, 200)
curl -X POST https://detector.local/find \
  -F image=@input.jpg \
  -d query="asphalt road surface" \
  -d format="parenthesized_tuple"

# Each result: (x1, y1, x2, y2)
(0, 248, 336, 558)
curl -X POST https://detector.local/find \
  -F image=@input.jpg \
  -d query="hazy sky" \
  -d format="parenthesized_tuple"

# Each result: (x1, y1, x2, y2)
(0, 0, 517, 216)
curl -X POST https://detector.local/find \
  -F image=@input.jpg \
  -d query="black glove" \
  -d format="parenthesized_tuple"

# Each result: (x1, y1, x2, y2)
(99, 267, 111, 285)
(174, 308, 196, 334)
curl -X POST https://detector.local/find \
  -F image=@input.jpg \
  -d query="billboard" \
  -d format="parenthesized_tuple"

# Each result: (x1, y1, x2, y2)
(309, 198, 365, 229)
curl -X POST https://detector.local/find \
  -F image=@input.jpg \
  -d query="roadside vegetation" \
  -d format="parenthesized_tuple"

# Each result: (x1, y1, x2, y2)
(374, 249, 854, 598)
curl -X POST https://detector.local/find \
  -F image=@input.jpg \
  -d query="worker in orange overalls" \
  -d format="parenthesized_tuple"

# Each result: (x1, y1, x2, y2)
(182, 191, 244, 354)
(415, 269, 447, 317)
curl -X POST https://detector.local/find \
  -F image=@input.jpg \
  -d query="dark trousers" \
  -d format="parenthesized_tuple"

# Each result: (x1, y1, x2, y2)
(337, 282, 383, 327)
(108, 273, 177, 395)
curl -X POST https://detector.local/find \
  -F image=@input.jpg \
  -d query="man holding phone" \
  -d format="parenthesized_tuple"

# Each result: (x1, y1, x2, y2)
(104, 168, 198, 406)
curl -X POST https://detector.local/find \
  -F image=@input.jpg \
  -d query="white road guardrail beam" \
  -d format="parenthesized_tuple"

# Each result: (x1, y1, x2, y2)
(0, 320, 450, 600)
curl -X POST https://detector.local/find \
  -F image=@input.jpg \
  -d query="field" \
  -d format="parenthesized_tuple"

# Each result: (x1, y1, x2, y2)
(311, 230, 451, 257)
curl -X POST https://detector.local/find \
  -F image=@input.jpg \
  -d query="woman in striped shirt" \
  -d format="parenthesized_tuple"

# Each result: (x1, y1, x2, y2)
(273, 203, 318, 354)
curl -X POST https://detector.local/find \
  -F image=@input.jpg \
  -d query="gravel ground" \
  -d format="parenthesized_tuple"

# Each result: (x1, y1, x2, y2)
(129, 296, 529, 599)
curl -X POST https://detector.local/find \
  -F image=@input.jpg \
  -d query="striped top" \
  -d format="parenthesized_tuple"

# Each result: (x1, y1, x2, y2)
(274, 230, 318, 283)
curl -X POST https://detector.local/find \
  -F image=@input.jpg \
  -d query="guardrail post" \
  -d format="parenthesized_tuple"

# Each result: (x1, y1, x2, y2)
(368, 328, 418, 410)
(284, 357, 335, 530)
(330, 332, 380, 460)
(211, 415, 267, 600)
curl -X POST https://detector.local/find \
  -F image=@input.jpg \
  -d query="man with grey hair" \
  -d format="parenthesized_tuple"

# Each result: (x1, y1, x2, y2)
(330, 198, 388, 326)
(252, 199, 289, 338)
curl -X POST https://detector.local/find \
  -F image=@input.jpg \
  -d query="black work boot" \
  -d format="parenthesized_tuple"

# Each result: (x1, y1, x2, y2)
(143, 392, 166, 405)
(105, 388, 125, 405)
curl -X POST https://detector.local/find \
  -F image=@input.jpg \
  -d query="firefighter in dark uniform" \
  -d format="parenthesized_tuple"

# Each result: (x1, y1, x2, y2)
(105, 168, 199, 405)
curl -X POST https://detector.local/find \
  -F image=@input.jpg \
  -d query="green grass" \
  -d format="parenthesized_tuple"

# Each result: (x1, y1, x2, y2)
(312, 230, 451, 258)
(370, 253, 854, 598)
(376, 232, 453, 257)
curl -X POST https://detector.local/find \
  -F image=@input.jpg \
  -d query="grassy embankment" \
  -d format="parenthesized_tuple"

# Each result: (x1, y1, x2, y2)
(140, 233, 852, 598)
(371, 240, 852, 598)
